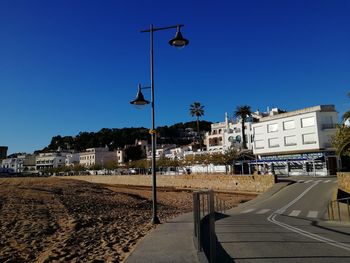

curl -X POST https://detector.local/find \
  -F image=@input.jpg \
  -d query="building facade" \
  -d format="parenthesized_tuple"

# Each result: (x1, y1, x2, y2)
(1, 155, 25, 173)
(79, 147, 124, 167)
(204, 113, 254, 152)
(36, 152, 68, 170)
(252, 105, 338, 176)
(0, 146, 8, 160)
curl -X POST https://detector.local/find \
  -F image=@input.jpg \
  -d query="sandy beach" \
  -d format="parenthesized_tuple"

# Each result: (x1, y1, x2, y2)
(0, 177, 256, 262)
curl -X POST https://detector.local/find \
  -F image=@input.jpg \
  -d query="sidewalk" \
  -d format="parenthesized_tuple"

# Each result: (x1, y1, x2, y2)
(125, 212, 199, 263)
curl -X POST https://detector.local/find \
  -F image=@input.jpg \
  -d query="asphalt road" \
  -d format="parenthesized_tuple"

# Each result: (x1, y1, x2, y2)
(216, 177, 350, 263)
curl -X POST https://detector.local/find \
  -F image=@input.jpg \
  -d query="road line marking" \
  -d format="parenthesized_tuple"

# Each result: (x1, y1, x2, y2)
(297, 180, 304, 183)
(241, 208, 255, 214)
(304, 180, 313, 183)
(307, 211, 318, 218)
(324, 180, 331, 183)
(268, 214, 350, 252)
(315, 180, 322, 183)
(289, 210, 301, 217)
(268, 180, 350, 252)
(256, 209, 270, 214)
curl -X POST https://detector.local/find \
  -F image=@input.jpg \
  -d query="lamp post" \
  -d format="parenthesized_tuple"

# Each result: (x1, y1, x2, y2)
(130, 24, 189, 224)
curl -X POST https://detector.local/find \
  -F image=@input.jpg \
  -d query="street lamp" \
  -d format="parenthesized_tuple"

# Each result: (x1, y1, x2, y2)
(130, 24, 189, 224)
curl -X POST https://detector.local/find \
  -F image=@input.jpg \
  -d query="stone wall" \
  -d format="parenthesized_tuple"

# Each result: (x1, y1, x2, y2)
(337, 172, 350, 194)
(67, 174, 276, 193)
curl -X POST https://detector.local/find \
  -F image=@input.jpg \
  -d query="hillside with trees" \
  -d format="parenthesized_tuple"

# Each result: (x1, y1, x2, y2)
(39, 121, 212, 153)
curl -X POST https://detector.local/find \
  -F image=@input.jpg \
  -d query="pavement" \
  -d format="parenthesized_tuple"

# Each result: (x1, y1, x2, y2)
(125, 180, 349, 263)
(125, 212, 199, 263)
(125, 182, 289, 263)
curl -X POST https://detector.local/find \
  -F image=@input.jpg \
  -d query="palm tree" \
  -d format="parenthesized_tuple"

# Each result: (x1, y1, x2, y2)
(342, 92, 350, 122)
(234, 105, 252, 149)
(190, 102, 205, 147)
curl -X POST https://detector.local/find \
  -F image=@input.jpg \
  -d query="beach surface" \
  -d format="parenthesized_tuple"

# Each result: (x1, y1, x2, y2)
(0, 177, 256, 262)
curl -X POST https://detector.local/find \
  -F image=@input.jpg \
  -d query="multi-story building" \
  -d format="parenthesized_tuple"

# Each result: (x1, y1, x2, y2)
(252, 105, 338, 176)
(79, 147, 124, 167)
(23, 154, 37, 172)
(0, 146, 8, 160)
(204, 113, 255, 152)
(36, 152, 68, 170)
(1, 155, 25, 173)
(65, 153, 80, 166)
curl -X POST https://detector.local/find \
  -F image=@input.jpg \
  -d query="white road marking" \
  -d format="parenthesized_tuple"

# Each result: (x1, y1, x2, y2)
(256, 209, 270, 214)
(324, 180, 331, 183)
(268, 180, 350, 252)
(307, 211, 318, 218)
(304, 180, 313, 183)
(297, 180, 305, 183)
(315, 180, 323, 183)
(241, 208, 255, 214)
(289, 210, 301, 217)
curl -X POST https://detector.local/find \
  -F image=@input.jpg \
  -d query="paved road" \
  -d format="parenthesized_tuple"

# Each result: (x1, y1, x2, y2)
(216, 177, 350, 262)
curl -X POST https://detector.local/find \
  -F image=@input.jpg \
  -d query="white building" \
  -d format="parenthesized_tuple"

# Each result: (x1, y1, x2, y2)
(204, 113, 255, 152)
(1, 155, 25, 173)
(65, 153, 80, 166)
(36, 152, 68, 170)
(252, 105, 338, 176)
(79, 147, 124, 167)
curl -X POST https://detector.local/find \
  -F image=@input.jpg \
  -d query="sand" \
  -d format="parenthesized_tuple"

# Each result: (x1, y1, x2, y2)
(0, 177, 256, 262)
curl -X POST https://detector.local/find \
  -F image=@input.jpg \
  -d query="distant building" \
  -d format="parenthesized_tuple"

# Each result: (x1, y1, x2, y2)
(79, 147, 124, 167)
(36, 152, 68, 170)
(65, 153, 80, 166)
(0, 146, 8, 160)
(23, 154, 37, 172)
(204, 113, 255, 152)
(1, 155, 25, 173)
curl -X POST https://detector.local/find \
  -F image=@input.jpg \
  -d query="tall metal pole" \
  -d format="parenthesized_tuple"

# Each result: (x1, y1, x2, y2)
(150, 24, 160, 224)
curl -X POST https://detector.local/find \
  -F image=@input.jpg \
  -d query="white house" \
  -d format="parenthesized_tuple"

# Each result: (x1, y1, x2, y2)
(252, 105, 338, 176)
(204, 113, 255, 152)
(65, 153, 80, 166)
(79, 147, 124, 167)
(36, 152, 68, 170)
(1, 155, 25, 173)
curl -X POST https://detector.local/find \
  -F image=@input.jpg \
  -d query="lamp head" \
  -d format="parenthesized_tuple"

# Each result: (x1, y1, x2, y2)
(169, 27, 189, 48)
(130, 84, 150, 107)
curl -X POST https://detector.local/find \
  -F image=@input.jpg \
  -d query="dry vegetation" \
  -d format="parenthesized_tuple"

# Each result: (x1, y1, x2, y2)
(0, 177, 256, 263)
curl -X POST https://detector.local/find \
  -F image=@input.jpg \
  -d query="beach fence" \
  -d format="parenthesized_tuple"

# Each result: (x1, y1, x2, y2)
(193, 190, 227, 263)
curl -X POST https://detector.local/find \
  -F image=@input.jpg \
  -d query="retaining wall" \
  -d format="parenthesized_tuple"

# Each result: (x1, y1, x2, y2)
(67, 174, 276, 193)
(337, 172, 350, 195)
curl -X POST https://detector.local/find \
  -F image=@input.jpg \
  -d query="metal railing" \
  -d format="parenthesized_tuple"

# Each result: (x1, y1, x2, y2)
(328, 197, 350, 221)
(193, 190, 227, 263)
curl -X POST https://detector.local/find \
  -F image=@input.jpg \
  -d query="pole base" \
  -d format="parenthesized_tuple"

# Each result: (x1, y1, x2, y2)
(151, 216, 160, 225)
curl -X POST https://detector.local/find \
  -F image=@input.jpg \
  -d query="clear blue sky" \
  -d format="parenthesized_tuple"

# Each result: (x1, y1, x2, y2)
(1, 0, 349, 154)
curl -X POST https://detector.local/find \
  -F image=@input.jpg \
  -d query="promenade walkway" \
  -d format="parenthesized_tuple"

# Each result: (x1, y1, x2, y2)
(125, 212, 199, 263)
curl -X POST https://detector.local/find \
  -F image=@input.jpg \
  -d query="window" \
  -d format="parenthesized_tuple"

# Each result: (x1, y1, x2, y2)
(268, 138, 279, 148)
(267, 123, 278, 133)
(301, 117, 315, 128)
(254, 140, 264, 149)
(283, 120, 295, 130)
(254, 126, 264, 135)
(303, 133, 317, 144)
(284, 135, 297, 146)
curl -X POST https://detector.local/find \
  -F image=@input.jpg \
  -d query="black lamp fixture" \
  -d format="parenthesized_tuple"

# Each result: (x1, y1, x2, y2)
(169, 26, 189, 48)
(130, 84, 150, 106)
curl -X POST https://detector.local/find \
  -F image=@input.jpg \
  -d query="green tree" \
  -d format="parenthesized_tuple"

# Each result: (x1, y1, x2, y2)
(342, 92, 350, 122)
(234, 105, 252, 149)
(190, 102, 205, 147)
(332, 124, 350, 156)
